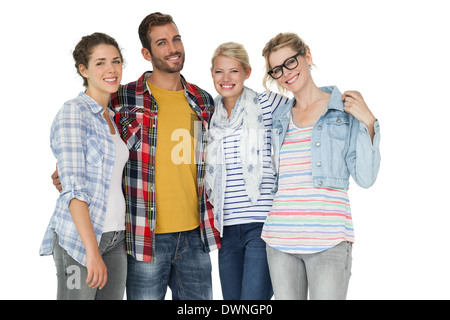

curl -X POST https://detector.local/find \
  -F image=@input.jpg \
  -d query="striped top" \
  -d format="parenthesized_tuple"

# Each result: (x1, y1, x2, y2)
(261, 117, 354, 254)
(222, 92, 289, 226)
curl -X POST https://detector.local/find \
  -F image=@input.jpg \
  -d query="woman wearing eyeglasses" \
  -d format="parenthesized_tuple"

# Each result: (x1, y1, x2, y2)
(260, 33, 381, 300)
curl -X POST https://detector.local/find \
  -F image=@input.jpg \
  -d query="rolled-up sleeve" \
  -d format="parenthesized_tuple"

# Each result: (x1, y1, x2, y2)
(50, 102, 91, 207)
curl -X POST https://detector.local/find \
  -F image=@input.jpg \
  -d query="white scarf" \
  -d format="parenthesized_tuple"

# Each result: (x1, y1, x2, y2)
(205, 87, 264, 236)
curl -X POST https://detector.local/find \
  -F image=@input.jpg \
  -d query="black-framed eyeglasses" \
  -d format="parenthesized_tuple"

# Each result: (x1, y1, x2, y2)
(268, 50, 305, 80)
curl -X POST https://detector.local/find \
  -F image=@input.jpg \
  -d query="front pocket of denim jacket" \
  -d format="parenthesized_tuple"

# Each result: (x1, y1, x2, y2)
(120, 116, 143, 151)
(327, 116, 350, 140)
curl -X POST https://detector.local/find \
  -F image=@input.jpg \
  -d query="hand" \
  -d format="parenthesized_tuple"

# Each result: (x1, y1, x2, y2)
(68, 198, 107, 290)
(342, 91, 376, 127)
(342, 91, 376, 141)
(51, 165, 62, 193)
(85, 250, 108, 289)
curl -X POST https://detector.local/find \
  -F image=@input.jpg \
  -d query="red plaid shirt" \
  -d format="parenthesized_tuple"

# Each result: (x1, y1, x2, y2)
(110, 71, 220, 262)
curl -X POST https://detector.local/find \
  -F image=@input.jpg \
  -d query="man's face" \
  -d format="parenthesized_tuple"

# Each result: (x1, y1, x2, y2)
(148, 23, 185, 73)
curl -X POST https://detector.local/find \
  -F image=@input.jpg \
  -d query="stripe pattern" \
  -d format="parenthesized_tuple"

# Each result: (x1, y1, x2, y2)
(262, 118, 354, 254)
(222, 91, 289, 226)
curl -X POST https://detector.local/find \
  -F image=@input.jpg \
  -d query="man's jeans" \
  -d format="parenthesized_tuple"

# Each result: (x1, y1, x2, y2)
(219, 223, 273, 300)
(126, 227, 212, 300)
(266, 241, 352, 300)
(53, 231, 127, 300)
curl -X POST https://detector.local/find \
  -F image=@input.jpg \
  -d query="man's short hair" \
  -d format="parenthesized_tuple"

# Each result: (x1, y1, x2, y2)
(138, 12, 177, 53)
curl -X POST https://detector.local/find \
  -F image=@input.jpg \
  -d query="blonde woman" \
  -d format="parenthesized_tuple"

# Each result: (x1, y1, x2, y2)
(261, 33, 380, 300)
(205, 42, 289, 300)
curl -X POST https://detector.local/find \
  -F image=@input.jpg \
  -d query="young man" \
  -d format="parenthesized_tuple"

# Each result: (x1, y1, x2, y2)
(115, 12, 219, 300)
(52, 12, 220, 300)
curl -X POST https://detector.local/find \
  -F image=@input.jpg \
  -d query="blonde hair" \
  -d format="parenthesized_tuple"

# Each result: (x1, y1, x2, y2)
(262, 33, 311, 94)
(211, 42, 251, 73)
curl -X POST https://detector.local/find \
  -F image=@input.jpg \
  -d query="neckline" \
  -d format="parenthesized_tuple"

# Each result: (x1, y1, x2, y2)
(289, 111, 314, 130)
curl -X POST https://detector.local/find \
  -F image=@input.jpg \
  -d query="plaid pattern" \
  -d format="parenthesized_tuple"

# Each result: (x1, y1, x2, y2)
(40, 93, 116, 266)
(110, 71, 220, 262)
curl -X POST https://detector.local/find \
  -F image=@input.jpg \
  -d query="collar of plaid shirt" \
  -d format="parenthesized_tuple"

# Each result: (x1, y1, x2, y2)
(110, 71, 221, 262)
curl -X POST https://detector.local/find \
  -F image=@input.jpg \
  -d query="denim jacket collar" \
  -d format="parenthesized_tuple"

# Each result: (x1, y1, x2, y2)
(271, 85, 381, 191)
(273, 86, 343, 122)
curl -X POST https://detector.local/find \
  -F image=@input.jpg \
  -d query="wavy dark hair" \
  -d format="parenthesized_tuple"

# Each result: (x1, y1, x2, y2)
(72, 32, 123, 87)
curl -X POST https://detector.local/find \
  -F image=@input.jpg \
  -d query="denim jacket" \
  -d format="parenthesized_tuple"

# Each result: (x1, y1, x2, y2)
(272, 86, 380, 191)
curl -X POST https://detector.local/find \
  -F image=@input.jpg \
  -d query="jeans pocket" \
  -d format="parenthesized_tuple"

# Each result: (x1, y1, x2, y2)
(52, 232, 58, 252)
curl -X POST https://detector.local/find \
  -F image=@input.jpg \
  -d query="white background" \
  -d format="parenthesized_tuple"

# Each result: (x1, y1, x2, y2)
(1, 0, 449, 300)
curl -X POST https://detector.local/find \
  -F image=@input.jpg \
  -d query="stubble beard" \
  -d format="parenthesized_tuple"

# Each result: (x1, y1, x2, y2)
(151, 52, 185, 73)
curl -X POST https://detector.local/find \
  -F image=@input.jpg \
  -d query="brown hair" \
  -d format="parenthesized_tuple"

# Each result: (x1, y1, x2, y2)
(138, 12, 177, 53)
(72, 32, 123, 87)
(262, 32, 310, 94)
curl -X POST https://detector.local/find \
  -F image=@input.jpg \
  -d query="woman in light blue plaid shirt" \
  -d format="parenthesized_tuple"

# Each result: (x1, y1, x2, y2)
(40, 33, 129, 300)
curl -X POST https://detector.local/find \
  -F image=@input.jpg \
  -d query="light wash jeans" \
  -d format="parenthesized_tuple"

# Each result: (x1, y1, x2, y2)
(126, 227, 212, 300)
(53, 231, 127, 300)
(266, 241, 352, 300)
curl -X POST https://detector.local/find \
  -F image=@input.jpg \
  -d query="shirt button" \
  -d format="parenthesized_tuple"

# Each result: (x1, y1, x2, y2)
(315, 142, 321, 147)
(318, 181, 323, 186)
(317, 161, 322, 167)
(337, 118, 342, 123)
(317, 126, 322, 130)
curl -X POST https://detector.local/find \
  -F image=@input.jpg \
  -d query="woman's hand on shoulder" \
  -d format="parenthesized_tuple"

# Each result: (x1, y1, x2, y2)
(342, 91, 377, 141)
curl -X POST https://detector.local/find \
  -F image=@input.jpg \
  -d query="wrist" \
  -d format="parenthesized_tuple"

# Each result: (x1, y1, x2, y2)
(363, 114, 376, 129)
(85, 244, 100, 256)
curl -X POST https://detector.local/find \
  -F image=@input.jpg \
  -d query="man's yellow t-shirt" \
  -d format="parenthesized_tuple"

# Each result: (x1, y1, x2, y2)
(148, 81, 199, 234)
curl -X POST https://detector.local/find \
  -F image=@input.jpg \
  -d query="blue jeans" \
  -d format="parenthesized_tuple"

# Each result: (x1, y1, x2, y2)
(266, 241, 352, 300)
(126, 227, 212, 300)
(219, 223, 273, 300)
